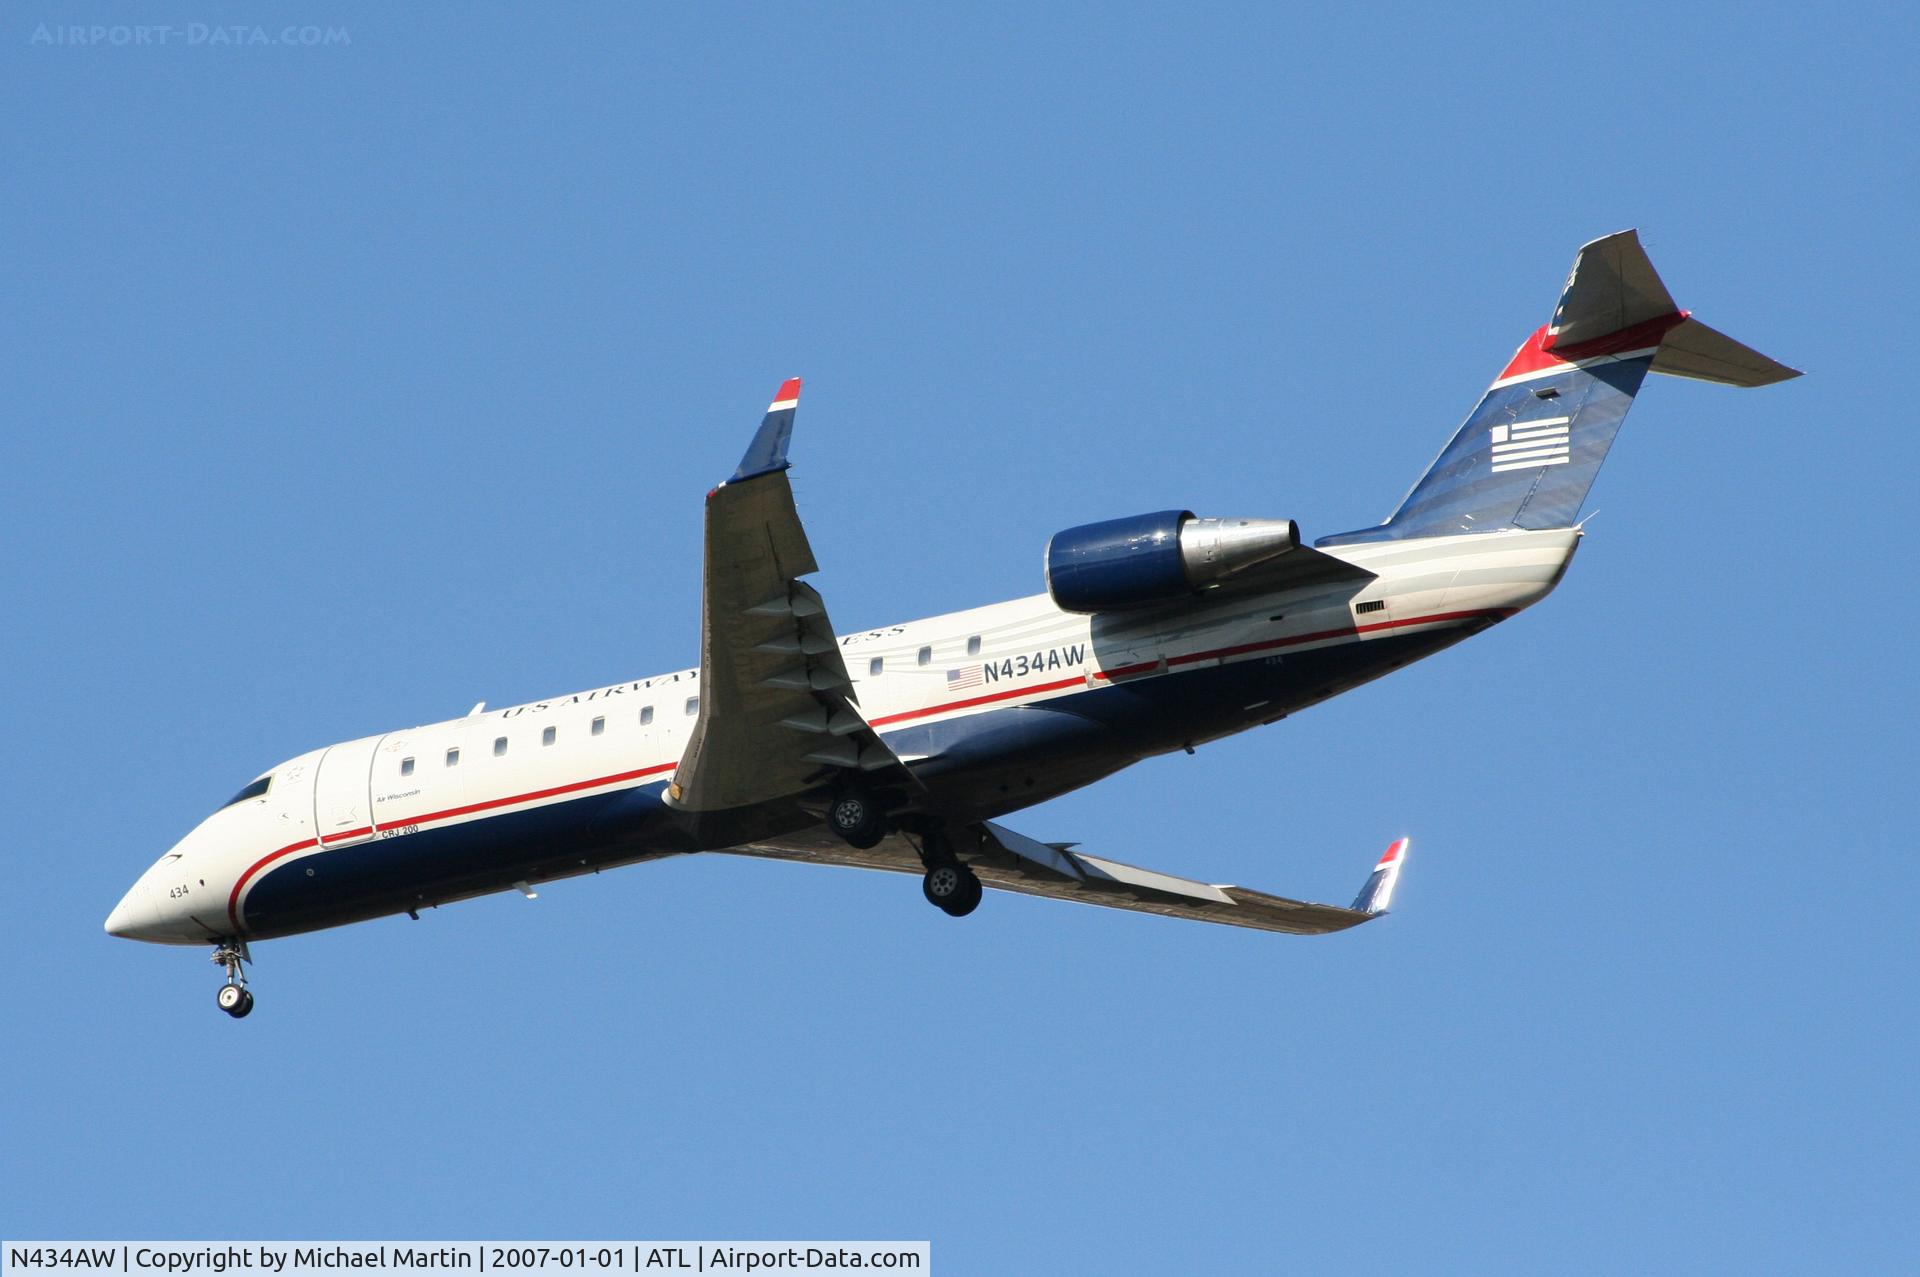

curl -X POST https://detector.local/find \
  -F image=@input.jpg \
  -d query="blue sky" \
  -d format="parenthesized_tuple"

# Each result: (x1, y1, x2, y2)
(3, 3, 1915, 1271)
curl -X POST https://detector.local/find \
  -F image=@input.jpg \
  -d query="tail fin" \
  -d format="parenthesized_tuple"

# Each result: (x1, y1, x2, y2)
(1319, 230, 1799, 547)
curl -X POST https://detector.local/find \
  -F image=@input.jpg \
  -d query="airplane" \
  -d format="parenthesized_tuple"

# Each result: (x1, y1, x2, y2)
(106, 230, 1797, 1017)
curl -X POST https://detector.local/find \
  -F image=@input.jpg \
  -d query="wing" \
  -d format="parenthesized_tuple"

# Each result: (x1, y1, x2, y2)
(669, 379, 921, 813)
(723, 822, 1410, 936)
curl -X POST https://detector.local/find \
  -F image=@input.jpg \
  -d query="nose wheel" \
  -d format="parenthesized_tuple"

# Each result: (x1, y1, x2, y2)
(216, 983, 254, 1017)
(211, 940, 255, 1018)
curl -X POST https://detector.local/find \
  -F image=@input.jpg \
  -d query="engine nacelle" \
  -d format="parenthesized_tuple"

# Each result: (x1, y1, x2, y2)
(1044, 509, 1301, 614)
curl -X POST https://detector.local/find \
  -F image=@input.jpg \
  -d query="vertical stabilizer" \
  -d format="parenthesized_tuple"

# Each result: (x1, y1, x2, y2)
(1319, 231, 1798, 547)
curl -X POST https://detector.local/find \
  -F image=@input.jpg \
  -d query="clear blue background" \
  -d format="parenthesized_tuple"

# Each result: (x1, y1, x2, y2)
(4, 4, 1914, 1271)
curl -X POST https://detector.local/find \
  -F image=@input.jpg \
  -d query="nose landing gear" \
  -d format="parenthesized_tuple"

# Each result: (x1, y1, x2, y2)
(211, 940, 254, 1018)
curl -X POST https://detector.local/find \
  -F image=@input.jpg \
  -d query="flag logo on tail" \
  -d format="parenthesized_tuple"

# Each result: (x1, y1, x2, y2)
(1489, 415, 1571, 473)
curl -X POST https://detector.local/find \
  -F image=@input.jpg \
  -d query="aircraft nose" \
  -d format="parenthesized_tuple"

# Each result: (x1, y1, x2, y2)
(105, 881, 160, 940)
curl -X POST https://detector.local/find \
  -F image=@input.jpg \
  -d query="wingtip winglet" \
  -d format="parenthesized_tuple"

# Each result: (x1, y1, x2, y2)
(1351, 836, 1409, 915)
(727, 376, 804, 485)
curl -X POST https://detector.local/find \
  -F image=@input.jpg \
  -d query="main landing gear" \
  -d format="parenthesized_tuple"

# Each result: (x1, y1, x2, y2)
(823, 792, 983, 918)
(211, 939, 254, 1018)
(915, 828, 982, 918)
(921, 859, 983, 917)
(826, 789, 886, 850)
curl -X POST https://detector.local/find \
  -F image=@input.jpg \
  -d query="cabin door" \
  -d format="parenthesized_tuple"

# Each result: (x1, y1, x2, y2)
(311, 734, 387, 848)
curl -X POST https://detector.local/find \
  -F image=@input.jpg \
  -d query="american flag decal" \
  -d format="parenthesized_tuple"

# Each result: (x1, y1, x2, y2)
(947, 666, 983, 690)
(1488, 415, 1572, 473)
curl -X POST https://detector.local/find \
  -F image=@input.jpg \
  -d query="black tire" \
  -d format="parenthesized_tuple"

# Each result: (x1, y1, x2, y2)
(232, 989, 255, 1019)
(923, 863, 982, 917)
(217, 984, 248, 1016)
(827, 793, 885, 850)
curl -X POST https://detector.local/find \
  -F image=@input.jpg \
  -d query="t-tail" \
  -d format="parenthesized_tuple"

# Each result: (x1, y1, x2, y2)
(1319, 230, 1799, 546)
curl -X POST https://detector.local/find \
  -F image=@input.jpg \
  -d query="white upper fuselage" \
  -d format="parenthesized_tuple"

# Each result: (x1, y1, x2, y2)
(105, 527, 1579, 946)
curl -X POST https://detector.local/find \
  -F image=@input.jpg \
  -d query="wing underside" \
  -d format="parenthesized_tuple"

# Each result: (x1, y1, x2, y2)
(723, 823, 1407, 936)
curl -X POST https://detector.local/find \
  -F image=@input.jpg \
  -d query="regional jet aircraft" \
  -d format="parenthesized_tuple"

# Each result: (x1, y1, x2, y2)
(107, 231, 1796, 1016)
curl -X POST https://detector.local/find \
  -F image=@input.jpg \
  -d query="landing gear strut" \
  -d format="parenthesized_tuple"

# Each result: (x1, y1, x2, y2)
(211, 940, 254, 1018)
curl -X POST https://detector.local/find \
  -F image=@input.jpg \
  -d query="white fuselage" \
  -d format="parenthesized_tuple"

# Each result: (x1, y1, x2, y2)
(105, 528, 1578, 946)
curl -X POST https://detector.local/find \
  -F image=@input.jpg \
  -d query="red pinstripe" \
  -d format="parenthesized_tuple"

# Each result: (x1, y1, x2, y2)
(867, 606, 1510, 727)
(225, 607, 1505, 935)
(226, 837, 318, 933)
(227, 762, 677, 933)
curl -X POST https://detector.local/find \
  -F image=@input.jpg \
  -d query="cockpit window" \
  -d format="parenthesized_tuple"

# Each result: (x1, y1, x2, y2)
(224, 775, 271, 807)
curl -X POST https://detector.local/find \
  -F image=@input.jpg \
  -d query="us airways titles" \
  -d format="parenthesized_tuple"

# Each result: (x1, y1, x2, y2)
(497, 672, 700, 718)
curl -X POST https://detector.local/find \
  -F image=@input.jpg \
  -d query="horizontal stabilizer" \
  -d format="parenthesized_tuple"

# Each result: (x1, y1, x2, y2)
(1650, 317, 1801, 387)
(1548, 231, 1799, 385)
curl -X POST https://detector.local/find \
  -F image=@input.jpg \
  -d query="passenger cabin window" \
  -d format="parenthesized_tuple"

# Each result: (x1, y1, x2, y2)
(640, 706, 654, 726)
(685, 696, 699, 716)
(494, 736, 508, 757)
(967, 635, 982, 657)
(223, 775, 271, 808)
(446, 747, 460, 767)
(869, 657, 884, 677)
(918, 646, 931, 666)
(542, 725, 557, 746)
(591, 716, 605, 736)
(400, 757, 415, 777)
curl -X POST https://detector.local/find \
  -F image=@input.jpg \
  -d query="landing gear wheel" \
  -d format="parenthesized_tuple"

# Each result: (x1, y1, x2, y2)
(828, 792, 886, 850)
(922, 862, 983, 917)
(210, 939, 254, 1018)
